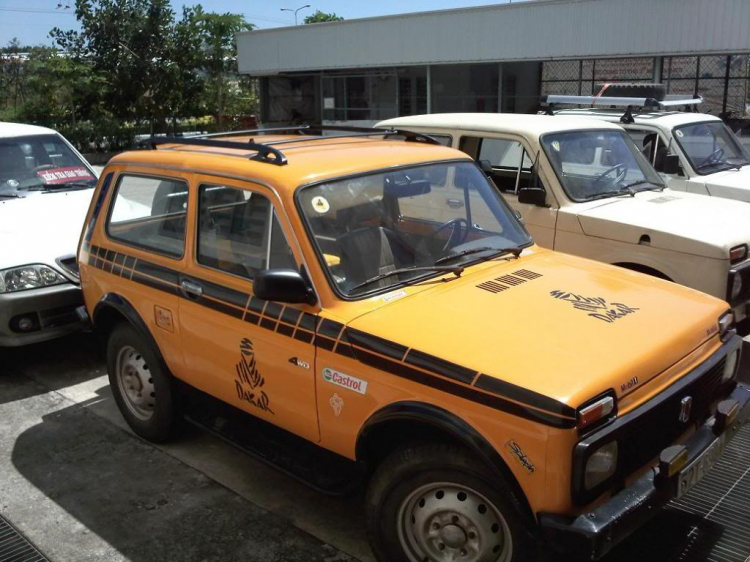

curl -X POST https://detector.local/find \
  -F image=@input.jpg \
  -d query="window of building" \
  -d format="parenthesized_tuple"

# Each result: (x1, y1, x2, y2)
(107, 175, 188, 258)
(322, 74, 398, 121)
(197, 184, 296, 279)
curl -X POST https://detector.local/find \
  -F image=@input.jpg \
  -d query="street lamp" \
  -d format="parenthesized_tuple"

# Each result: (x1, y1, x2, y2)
(281, 4, 310, 25)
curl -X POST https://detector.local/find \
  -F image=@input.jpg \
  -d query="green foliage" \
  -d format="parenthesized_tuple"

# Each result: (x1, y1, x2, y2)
(0, 0, 259, 152)
(303, 10, 344, 24)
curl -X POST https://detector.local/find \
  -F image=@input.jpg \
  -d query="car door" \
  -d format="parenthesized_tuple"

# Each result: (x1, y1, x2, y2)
(459, 135, 559, 248)
(178, 176, 320, 442)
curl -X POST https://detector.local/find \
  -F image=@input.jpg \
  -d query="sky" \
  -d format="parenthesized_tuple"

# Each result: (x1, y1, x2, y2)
(0, 0, 528, 46)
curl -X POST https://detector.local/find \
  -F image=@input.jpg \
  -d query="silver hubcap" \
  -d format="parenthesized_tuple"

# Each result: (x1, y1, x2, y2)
(115, 345, 156, 421)
(398, 482, 512, 562)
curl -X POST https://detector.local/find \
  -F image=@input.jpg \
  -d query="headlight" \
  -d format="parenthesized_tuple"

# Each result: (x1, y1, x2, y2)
(723, 350, 740, 382)
(585, 441, 619, 490)
(730, 274, 742, 301)
(0, 265, 68, 293)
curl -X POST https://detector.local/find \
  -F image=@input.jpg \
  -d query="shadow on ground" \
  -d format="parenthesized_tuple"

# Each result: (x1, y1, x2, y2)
(10, 386, 357, 562)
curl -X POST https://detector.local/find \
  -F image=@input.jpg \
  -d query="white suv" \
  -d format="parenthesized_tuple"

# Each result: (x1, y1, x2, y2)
(378, 113, 750, 327)
(0, 122, 99, 346)
(544, 86, 750, 203)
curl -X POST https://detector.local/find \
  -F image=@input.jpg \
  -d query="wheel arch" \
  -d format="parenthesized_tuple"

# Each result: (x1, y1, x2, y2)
(93, 293, 169, 372)
(356, 401, 536, 525)
(613, 261, 673, 281)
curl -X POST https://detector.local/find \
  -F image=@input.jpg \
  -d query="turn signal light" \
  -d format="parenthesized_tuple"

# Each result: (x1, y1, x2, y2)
(659, 445, 688, 478)
(730, 245, 748, 263)
(578, 396, 615, 429)
(718, 312, 735, 341)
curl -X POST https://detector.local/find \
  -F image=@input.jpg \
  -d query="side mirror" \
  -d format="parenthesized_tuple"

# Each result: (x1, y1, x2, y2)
(254, 269, 316, 305)
(662, 154, 681, 175)
(518, 186, 547, 207)
(479, 159, 493, 177)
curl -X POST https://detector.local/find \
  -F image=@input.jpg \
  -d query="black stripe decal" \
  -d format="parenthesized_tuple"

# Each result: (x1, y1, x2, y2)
(353, 348, 574, 429)
(89, 245, 575, 427)
(405, 349, 476, 385)
(347, 328, 408, 361)
(475, 375, 577, 418)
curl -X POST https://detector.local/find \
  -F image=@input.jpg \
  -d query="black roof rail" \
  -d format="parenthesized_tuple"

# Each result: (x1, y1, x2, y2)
(196, 124, 441, 146)
(148, 137, 288, 166)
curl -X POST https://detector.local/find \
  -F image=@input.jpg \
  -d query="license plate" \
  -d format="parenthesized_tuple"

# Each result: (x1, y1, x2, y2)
(676, 436, 726, 499)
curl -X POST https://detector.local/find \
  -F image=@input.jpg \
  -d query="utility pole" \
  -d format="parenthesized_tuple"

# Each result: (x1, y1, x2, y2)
(281, 4, 310, 25)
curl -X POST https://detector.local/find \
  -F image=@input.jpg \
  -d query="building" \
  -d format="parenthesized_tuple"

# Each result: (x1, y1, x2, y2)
(237, 0, 750, 126)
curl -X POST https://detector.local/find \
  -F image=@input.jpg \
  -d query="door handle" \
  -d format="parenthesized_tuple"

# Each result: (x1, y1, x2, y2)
(180, 279, 203, 299)
(446, 198, 464, 209)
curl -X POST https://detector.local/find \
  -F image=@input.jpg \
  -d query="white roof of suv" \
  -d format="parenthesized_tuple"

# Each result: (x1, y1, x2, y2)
(0, 121, 56, 138)
(379, 113, 621, 138)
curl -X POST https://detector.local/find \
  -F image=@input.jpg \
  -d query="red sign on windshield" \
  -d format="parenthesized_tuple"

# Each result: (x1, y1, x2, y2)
(37, 166, 95, 185)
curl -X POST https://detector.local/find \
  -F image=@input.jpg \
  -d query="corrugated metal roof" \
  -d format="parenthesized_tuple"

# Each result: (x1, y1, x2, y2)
(237, 0, 750, 75)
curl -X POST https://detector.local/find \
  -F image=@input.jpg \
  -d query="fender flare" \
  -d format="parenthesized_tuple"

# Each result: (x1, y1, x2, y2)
(356, 401, 535, 523)
(93, 293, 170, 372)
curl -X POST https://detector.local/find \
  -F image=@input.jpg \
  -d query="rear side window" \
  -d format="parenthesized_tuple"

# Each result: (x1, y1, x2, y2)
(197, 184, 296, 279)
(107, 175, 188, 258)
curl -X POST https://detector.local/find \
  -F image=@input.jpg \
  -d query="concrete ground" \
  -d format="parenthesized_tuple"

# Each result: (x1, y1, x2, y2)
(1, 333, 749, 562)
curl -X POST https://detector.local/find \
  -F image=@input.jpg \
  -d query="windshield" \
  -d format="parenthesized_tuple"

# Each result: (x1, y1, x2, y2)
(0, 134, 96, 197)
(672, 121, 750, 175)
(541, 130, 665, 202)
(297, 161, 532, 298)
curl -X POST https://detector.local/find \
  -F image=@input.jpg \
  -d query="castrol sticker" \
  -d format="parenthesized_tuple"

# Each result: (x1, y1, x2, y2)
(322, 368, 368, 395)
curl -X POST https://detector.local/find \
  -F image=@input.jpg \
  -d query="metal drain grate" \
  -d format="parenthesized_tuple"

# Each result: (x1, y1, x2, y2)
(669, 422, 750, 562)
(0, 516, 48, 562)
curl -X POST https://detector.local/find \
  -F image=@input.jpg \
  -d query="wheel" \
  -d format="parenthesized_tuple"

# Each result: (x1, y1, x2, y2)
(366, 443, 534, 562)
(106, 323, 179, 442)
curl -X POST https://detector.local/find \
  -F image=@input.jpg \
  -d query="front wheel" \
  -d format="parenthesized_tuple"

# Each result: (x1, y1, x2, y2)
(366, 443, 534, 562)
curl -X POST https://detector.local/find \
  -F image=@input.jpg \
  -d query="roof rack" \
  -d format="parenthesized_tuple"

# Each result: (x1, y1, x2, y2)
(194, 125, 441, 146)
(541, 94, 703, 110)
(148, 125, 441, 167)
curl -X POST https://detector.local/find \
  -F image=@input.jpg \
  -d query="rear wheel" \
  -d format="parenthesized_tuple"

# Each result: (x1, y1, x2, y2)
(106, 323, 179, 442)
(366, 443, 534, 562)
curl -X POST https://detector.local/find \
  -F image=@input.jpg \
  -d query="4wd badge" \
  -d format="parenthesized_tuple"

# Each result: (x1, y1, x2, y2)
(322, 368, 368, 395)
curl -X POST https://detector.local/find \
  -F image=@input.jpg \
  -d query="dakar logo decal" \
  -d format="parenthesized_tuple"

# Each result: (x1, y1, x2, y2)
(550, 290, 639, 324)
(505, 440, 535, 474)
(235, 338, 274, 414)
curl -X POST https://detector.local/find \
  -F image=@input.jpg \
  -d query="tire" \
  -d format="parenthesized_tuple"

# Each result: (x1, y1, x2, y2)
(366, 443, 535, 562)
(595, 83, 666, 101)
(106, 322, 179, 442)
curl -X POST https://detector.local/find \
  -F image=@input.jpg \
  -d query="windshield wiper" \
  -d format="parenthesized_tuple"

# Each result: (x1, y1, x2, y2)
(620, 180, 665, 192)
(349, 265, 464, 292)
(587, 186, 636, 201)
(434, 246, 523, 265)
(26, 181, 95, 192)
(0, 192, 23, 199)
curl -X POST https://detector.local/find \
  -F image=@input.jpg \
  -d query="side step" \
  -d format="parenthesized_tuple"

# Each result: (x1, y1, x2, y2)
(0, 515, 49, 562)
(179, 384, 364, 496)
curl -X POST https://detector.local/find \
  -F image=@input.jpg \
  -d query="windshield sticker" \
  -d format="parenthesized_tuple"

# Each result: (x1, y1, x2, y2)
(675, 130, 684, 138)
(551, 140, 561, 151)
(37, 166, 95, 185)
(311, 196, 330, 214)
(505, 440, 535, 474)
(323, 367, 368, 395)
(329, 393, 344, 417)
(382, 290, 407, 303)
(550, 290, 639, 323)
(235, 338, 274, 414)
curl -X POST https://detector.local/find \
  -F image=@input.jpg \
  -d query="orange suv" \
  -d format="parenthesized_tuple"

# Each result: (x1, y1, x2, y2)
(78, 127, 749, 562)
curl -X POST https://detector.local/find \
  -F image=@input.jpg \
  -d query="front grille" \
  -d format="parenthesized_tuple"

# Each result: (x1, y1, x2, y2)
(619, 357, 728, 475)
(0, 515, 49, 562)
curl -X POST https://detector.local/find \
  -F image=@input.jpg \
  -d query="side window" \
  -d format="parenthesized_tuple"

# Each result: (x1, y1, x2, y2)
(428, 134, 453, 147)
(107, 175, 188, 258)
(197, 184, 296, 279)
(624, 128, 676, 173)
(460, 136, 534, 193)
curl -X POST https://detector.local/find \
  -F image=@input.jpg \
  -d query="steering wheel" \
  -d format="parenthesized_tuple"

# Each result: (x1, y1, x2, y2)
(428, 218, 469, 254)
(700, 147, 725, 167)
(592, 163, 628, 188)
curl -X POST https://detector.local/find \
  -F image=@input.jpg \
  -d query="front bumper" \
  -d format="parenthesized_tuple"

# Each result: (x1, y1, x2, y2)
(0, 283, 84, 347)
(539, 382, 750, 560)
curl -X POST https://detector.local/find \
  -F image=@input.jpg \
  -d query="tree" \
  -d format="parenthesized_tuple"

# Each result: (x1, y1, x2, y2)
(303, 10, 343, 24)
(196, 10, 254, 129)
